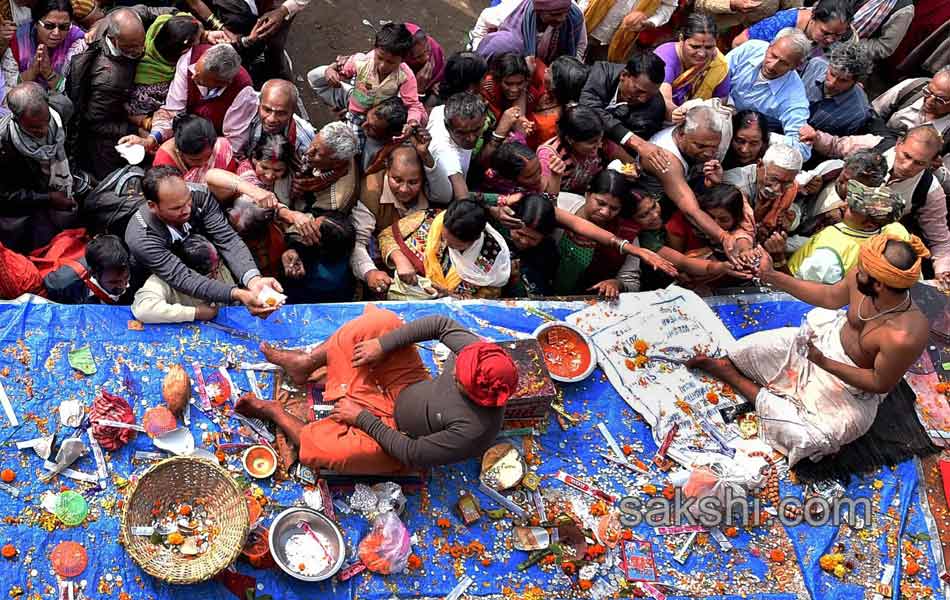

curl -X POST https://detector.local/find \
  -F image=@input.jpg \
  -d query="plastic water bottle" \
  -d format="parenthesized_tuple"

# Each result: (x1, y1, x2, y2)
(795, 314, 813, 357)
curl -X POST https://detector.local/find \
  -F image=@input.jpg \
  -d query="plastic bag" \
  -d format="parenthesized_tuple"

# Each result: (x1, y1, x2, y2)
(357, 512, 411, 574)
(681, 455, 765, 522)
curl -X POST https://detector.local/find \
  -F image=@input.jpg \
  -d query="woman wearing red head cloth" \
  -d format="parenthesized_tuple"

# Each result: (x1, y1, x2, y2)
(236, 305, 518, 474)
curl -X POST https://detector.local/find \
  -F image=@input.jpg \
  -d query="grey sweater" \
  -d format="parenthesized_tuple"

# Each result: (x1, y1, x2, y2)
(124, 184, 260, 304)
(355, 315, 506, 468)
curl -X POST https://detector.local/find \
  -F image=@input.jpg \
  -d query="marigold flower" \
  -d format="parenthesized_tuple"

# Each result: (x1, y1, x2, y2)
(1, 544, 16, 559)
(407, 554, 423, 570)
(622, 444, 634, 456)
(723, 526, 738, 537)
(662, 485, 675, 501)
(935, 382, 950, 394)
(436, 517, 451, 529)
(642, 484, 657, 495)
(0, 469, 14, 483)
(561, 561, 576, 575)
(633, 340, 649, 355)
(833, 564, 847, 578)
(769, 549, 786, 563)
(706, 392, 719, 405)
(579, 579, 593, 590)
(906, 560, 920, 576)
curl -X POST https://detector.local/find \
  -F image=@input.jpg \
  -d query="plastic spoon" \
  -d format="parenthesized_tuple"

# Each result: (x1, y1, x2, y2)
(296, 520, 333, 564)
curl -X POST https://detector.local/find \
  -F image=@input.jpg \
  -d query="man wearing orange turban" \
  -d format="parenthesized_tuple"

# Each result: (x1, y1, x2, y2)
(237, 305, 519, 473)
(689, 234, 929, 466)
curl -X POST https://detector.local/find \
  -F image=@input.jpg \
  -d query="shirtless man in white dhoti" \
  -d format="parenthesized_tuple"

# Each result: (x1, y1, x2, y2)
(688, 234, 930, 466)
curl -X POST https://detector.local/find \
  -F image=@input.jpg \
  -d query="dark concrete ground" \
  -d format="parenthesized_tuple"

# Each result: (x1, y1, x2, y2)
(284, 0, 490, 124)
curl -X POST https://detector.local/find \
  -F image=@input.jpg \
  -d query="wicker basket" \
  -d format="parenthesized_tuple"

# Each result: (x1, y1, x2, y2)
(120, 456, 250, 584)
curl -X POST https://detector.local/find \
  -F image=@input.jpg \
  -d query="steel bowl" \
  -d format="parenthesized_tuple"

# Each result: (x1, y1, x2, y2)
(532, 321, 596, 383)
(268, 507, 345, 581)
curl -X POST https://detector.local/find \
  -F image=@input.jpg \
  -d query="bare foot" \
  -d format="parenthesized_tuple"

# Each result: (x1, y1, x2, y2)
(235, 392, 274, 421)
(686, 355, 739, 380)
(261, 342, 319, 385)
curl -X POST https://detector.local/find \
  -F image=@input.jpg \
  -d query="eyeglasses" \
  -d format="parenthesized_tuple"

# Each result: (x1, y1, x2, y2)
(922, 87, 950, 106)
(39, 20, 71, 32)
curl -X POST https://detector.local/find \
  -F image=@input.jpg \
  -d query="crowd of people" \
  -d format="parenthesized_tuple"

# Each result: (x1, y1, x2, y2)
(0, 0, 947, 323)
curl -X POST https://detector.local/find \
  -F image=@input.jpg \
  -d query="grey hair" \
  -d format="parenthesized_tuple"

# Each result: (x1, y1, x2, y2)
(443, 92, 487, 125)
(936, 65, 950, 79)
(843, 150, 887, 186)
(826, 43, 872, 80)
(106, 8, 141, 38)
(202, 44, 241, 82)
(6, 82, 48, 118)
(682, 106, 723, 135)
(773, 27, 812, 61)
(763, 143, 803, 171)
(318, 121, 359, 160)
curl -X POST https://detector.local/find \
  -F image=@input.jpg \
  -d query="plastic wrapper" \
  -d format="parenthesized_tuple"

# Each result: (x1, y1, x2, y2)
(357, 512, 411, 574)
(349, 482, 406, 518)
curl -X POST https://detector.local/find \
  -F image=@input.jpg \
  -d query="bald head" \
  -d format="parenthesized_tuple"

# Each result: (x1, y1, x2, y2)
(924, 67, 950, 117)
(106, 8, 145, 58)
(904, 125, 943, 154)
(259, 79, 299, 134)
(390, 145, 422, 170)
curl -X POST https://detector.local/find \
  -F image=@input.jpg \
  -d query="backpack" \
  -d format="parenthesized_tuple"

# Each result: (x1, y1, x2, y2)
(82, 165, 147, 237)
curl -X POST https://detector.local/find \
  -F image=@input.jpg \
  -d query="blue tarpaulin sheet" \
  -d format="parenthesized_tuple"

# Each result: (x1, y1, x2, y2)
(0, 295, 942, 599)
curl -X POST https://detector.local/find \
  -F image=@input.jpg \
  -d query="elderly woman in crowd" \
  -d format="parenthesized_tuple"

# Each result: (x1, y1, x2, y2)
(722, 110, 769, 171)
(152, 113, 236, 183)
(2, 0, 84, 94)
(655, 13, 731, 120)
(474, 0, 587, 65)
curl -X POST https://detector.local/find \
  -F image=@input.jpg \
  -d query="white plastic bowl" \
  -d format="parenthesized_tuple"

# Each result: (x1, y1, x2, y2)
(532, 321, 596, 383)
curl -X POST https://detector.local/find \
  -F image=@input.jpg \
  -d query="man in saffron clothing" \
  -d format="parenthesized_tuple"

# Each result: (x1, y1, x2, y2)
(688, 235, 929, 466)
(236, 305, 519, 473)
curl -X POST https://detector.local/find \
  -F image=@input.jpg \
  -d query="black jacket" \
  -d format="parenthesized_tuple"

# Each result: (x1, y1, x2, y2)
(579, 62, 666, 146)
(124, 184, 260, 304)
(67, 5, 174, 177)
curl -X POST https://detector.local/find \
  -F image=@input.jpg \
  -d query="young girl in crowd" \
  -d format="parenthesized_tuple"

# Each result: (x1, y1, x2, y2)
(379, 199, 512, 298)
(538, 104, 605, 194)
(529, 55, 589, 148)
(666, 183, 749, 260)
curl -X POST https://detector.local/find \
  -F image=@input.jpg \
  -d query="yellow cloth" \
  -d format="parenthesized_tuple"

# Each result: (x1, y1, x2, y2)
(584, 0, 662, 62)
(788, 222, 909, 281)
(70, 0, 96, 20)
(671, 49, 729, 101)
(423, 211, 461, 292)
(859, 233, 930, 289)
